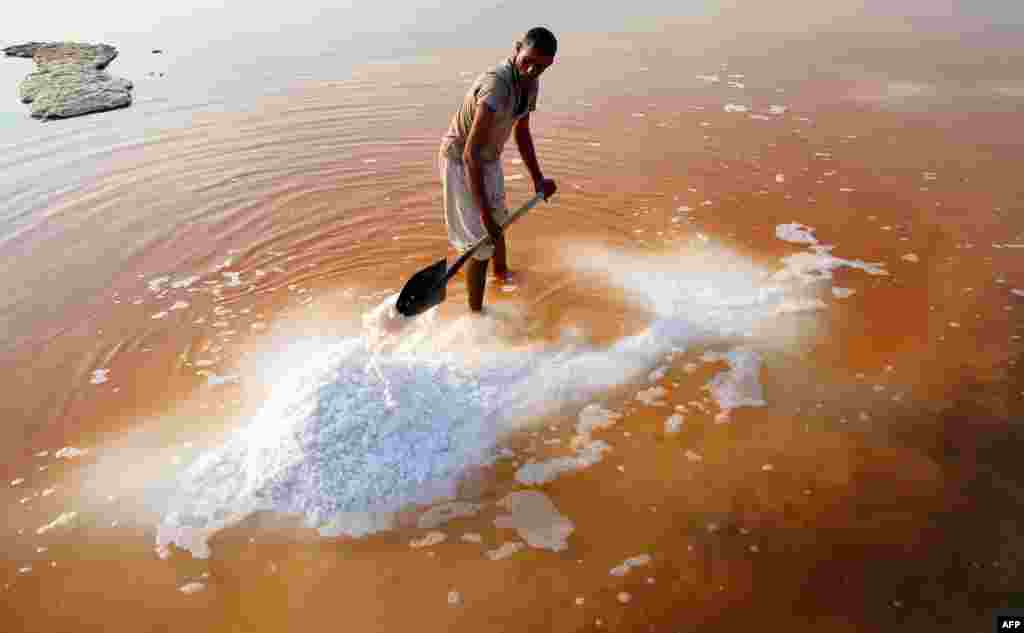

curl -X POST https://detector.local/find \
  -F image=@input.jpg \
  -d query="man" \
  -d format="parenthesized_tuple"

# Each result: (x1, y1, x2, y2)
(439, 26, 558, 313)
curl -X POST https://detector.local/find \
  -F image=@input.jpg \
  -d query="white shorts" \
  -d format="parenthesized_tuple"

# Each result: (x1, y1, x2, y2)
(440, 153, 508, 261)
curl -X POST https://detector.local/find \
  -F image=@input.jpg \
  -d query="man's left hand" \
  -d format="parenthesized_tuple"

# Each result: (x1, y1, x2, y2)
(535, 177, 557, 201)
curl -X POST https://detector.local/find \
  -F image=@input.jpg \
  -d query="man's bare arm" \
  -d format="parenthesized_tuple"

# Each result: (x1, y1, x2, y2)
(516, 115, 557, 200)
(514, 115, 544, 185)
(463, 104, 502, 240)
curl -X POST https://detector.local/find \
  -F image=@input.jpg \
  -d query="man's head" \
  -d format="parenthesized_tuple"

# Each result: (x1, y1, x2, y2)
(513, 27, 557, 81)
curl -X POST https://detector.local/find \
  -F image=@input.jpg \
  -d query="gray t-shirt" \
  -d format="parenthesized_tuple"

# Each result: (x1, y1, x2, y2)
(440, 57, 539, 163)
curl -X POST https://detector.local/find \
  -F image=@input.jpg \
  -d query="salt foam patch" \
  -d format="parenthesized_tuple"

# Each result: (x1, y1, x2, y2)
(515, 403, 622, 485)
(574, 403, 622, 445)
(410, 531, 446, 548)
(664, 413, 684, 434)
(610, 554, 652, 576)
(561, 242, 822, 343)
(776, 223, 820, 245)
(773, 223, 888, 285)
(774, 298, 828, 315)
(515, 439, 612, 486)
(773, 248, 887, 284)
(701, 348, 767, 421)
(417, 502, 483, 529)
(486, 541, 525, 560)
(493, 491, 574, 551)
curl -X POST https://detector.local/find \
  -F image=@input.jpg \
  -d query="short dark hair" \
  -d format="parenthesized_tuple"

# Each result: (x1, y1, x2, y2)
(523, 27, 557, 57)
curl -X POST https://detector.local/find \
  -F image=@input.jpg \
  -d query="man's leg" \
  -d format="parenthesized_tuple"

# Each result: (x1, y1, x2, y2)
(491, 233, 509, 280)
(467, 257, 489, 312)
(485, 159, 512, 282)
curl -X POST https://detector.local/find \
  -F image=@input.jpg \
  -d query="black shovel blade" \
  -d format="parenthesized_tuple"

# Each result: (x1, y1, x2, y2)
(395, 258, 449, 317)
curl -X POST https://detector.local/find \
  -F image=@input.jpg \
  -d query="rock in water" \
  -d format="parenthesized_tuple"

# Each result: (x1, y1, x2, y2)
(3, 41, 132, 120)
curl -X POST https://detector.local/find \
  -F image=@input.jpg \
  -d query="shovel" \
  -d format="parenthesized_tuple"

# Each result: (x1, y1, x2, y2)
(395, 192, 547, 317)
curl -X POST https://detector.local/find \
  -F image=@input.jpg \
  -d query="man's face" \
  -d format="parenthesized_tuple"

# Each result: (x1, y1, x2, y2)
(514, 44, 555, 82)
